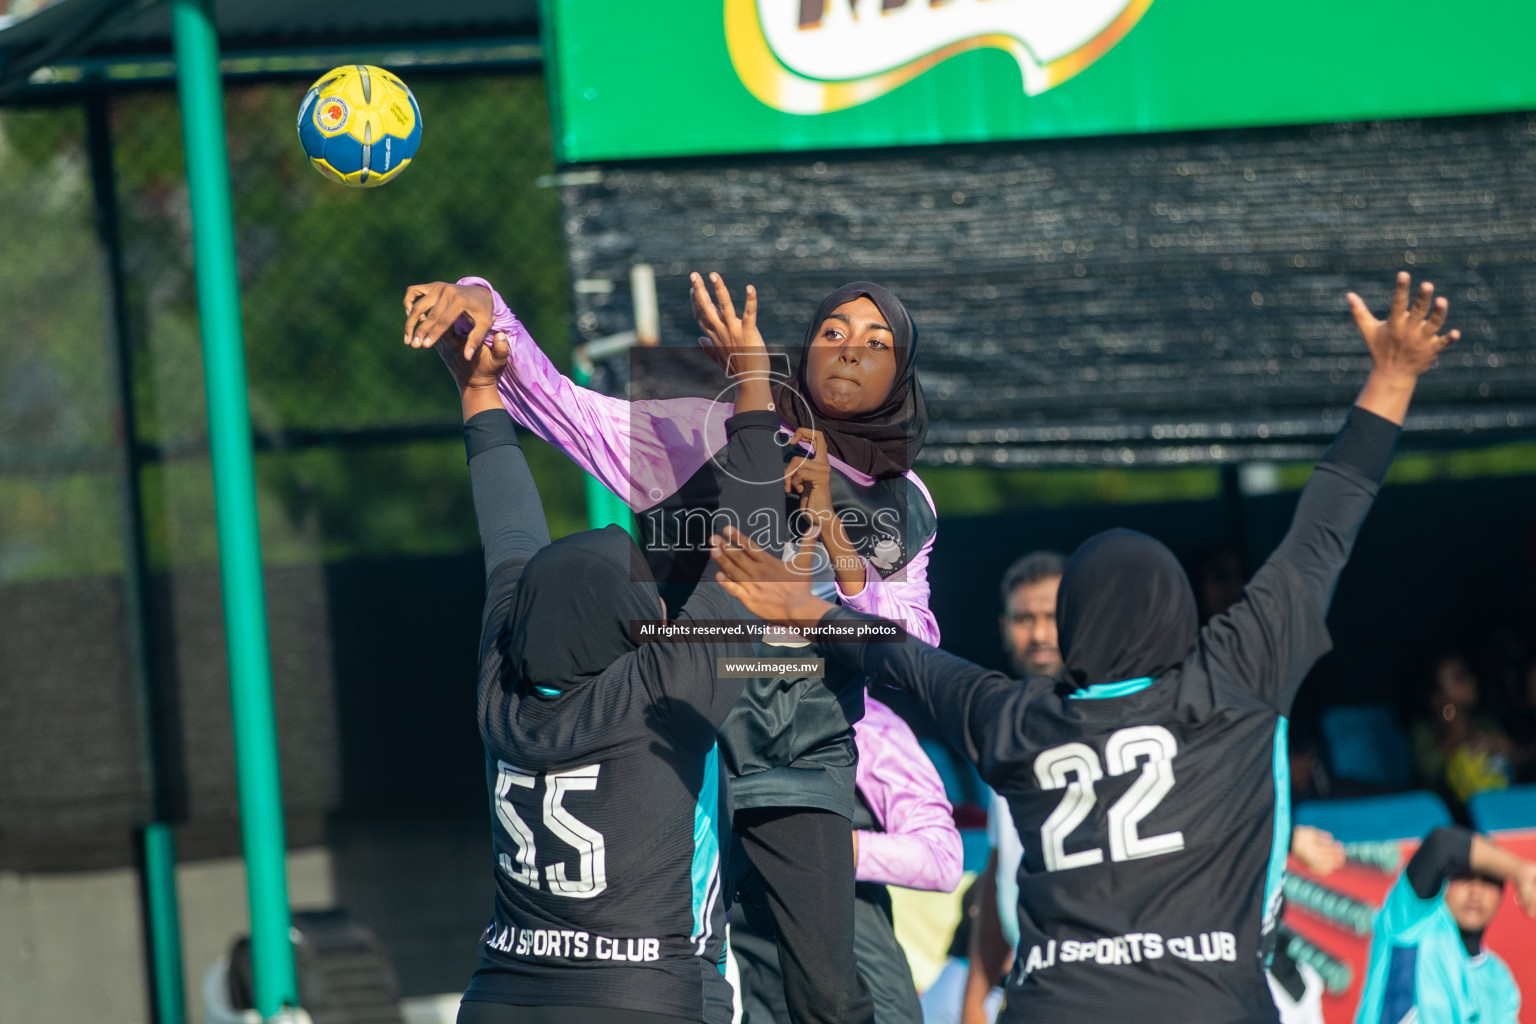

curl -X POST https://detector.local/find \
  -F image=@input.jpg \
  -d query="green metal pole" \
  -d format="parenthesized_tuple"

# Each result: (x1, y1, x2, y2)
(85, 90, 190, 1024)
(170, 0, 299, 1016)
(572, 362, 636, 535)
(141, 823, 187, 1024)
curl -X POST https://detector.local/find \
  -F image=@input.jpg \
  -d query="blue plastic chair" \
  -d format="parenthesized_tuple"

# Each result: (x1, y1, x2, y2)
(1293, 791, 1452, 844)
(1469, 784, 1536, 834)
(1321, 703, 1411, 790)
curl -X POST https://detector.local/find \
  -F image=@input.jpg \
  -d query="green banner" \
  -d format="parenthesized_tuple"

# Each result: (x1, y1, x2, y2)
(543, 0, 1536, 163)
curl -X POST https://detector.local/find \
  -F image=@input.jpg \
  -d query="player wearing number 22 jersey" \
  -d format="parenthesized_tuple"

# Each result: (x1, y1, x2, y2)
(771, 408, 1403, 1023)
(458, 404, 796, 1023)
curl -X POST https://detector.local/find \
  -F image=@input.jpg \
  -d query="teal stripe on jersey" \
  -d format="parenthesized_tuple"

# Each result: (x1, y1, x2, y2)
(690, 743, 723, 962)
(1262, 717, 1291, 937)
(1068, 676, 1154, 699)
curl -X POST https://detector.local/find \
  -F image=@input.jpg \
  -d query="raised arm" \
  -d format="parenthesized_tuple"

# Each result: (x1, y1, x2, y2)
(1273, 271, 1460, 606)
(442, 330, 551, 572)
(1377, 826, 1536, 941)
(1201, 272, 1461, 713)
(637, 279, 791, 749)
(1404, 827, 1536, 910)
(853, 697, 964, 892)
(403, 277, 725, 510)
(424, 330, 553, 657)
(465, 411, 550, 577)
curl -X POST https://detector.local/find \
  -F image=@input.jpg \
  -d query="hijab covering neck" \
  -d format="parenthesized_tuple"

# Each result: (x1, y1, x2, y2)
(775, 281, 928, 480)
(504, 525, 658, 693)
(1056, 528, 1199, 691)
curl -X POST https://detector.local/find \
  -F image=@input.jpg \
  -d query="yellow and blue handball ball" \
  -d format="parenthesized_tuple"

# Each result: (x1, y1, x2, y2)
(297, 65, 421, 187)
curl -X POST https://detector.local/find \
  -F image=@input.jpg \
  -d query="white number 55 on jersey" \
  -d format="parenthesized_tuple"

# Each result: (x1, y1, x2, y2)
(495, 762, 608, 899)
(1034, 725, 1185, 872)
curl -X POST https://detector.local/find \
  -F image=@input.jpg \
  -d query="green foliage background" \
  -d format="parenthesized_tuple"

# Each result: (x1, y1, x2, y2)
(0, 74, 586, 580)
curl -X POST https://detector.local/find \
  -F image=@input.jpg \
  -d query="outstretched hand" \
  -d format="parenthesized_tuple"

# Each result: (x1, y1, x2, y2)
(1347, 272, 1461, 425)
(436, 329, 509, 394)
(1347, 272, 1459, 381)
(710, 524, 830, 626)
(691, 272, 769, 379)
(403, 281, 497, 362)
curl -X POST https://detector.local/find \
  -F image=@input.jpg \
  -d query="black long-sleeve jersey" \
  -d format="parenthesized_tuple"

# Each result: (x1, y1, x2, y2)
(819, 409, 1401, 1024)
(461, 408, 787, 1022)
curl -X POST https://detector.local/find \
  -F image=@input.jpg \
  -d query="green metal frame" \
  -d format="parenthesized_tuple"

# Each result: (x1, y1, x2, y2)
(85, 87, 190, 1024)
(170, 0, 299, 1016)
(141, 823, 187, 1024)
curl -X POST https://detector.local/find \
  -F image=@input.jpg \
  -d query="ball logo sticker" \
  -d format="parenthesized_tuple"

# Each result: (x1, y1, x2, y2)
(726, 0, 1154, 115)
(316, 97, 350, 133)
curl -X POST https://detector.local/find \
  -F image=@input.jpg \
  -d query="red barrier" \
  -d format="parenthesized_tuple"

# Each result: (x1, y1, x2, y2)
(1282, 829, 1536, 1024)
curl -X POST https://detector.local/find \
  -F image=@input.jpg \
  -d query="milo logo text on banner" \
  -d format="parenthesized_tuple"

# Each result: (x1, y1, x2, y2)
(725, 0, 1154, 115)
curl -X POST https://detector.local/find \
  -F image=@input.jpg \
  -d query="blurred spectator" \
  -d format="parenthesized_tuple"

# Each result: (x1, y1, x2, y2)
(1410, 655, 1515, 806)
(998, 551, 1066, 677)
(1354, 826, 1535, 1024)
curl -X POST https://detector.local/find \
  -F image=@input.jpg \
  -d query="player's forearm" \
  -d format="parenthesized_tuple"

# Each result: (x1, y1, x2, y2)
(1470, 832, 1536, 885)
(855, 826, 963, 892)
(709, 409, 789, 578)
(464, 277, 655, 508)
(1353, 368, 1418, 427)
(972, 854, 1012, 979)
(1276, 407, 1400, 611)
(462, 381, 502, 421)
(836, 538, 942, 646)
(961, 961, 998, 1024)
(464, 409, 551, 574)
(821, 608, 1016, 777)
(823, 517, 869, 595)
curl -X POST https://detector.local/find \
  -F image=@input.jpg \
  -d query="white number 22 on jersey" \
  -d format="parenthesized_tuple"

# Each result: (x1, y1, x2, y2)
(1033, 725, 1185, 872)
(494, 761, 608, 899)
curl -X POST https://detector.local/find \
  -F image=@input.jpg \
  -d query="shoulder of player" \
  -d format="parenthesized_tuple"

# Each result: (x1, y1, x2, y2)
(822, 453, 938, 519)
(902, 466, 938, 517)
(1024, 667, 1280, 732)
(1163, 655, 1264, 708)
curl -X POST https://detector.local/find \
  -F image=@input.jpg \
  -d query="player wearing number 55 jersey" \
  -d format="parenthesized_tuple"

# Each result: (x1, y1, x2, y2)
(710, 273, 1464, 1023)
(425, 307, 796, 1024)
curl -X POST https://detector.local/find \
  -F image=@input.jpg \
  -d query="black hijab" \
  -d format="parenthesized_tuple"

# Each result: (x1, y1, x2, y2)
(1056, 529, 1199, 691)
(503, 525, 659, 693)
(775, 281, 928, 480)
